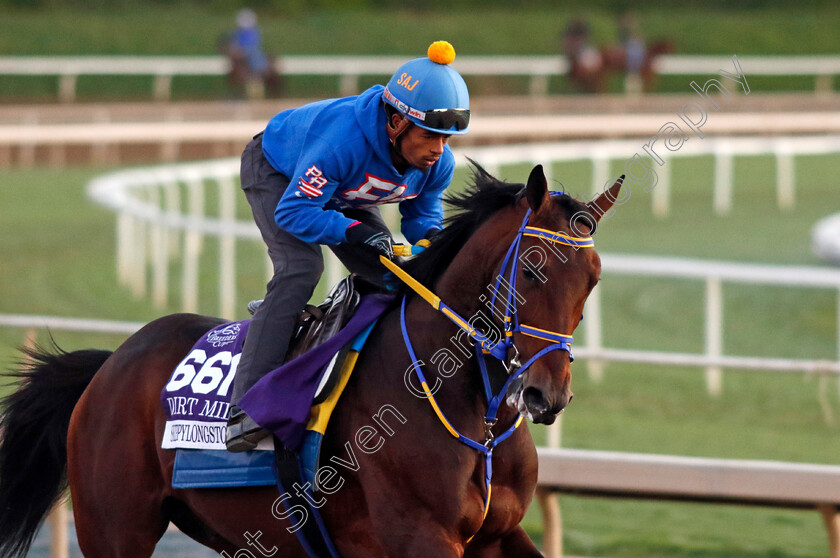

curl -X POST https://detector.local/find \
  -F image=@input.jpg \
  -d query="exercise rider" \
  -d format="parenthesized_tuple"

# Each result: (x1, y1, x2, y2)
(226, 41, 471, 452)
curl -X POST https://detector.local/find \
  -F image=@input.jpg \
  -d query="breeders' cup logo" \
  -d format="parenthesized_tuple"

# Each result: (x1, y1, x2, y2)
(206, 323, 241, 348)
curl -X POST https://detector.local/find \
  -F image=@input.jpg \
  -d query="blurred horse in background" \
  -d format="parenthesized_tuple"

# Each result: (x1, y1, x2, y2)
(218, 33, 282, 99)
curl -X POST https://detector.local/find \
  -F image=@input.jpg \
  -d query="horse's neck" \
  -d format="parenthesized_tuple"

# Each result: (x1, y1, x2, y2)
(401, 234, 522, 429)
(403, 299, 518, 426)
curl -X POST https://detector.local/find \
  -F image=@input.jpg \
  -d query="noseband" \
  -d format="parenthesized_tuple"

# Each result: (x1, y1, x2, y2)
(383, 193, 595, 537)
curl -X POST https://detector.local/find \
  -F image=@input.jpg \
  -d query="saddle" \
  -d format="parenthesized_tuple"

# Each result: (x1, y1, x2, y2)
(288, 275, 361, 361)
(248, 274, 362, 361)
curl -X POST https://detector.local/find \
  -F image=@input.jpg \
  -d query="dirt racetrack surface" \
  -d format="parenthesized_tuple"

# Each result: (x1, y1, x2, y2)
(2, 93, 838, 166)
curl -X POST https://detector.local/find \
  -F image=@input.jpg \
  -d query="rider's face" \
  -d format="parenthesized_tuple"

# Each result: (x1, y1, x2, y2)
(397, 124, 451, 170)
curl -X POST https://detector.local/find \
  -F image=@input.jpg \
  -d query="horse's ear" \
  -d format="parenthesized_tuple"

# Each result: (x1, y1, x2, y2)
(586, 175, 624, 223)
(526, 165, 549, 212)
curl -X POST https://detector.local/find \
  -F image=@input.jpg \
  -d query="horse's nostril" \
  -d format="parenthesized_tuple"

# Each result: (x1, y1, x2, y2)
(522, 387, 549, 412)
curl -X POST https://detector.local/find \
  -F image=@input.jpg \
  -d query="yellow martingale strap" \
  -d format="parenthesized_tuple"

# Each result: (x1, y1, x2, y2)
(380, 256, 441, 309)
(440, 307, 476, 337)
(422, 382, 460, 439)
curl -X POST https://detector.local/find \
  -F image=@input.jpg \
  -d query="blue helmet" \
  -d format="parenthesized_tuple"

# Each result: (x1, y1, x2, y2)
(383, 41, 470, 135)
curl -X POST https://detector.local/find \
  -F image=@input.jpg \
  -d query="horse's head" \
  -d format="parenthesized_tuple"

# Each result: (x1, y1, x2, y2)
(404, 165, 622, 425)
(501, 166, 622, 424)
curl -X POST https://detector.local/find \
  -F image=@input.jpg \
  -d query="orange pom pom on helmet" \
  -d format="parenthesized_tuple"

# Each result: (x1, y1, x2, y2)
(427, 41, 456, 65)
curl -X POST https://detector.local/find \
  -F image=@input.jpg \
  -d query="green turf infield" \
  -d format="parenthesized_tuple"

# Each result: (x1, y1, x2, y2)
(1, 147, 839, 556)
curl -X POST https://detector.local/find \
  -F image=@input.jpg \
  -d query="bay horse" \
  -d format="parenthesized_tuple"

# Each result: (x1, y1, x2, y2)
(567, 39, 674, 94)
(0, 164, 622, 558)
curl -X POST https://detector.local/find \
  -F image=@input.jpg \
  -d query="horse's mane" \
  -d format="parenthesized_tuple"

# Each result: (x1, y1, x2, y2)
(398, 163, 587, 292)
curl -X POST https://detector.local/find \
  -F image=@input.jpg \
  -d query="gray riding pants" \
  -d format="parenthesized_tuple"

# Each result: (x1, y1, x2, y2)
(231, 133, 391, 404)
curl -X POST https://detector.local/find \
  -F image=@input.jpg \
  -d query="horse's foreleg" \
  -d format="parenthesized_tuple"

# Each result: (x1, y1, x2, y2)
(363, 521, 464, 558)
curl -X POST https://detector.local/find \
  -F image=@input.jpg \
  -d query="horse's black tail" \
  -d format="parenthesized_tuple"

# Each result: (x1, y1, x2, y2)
(0, 343, 112, 558)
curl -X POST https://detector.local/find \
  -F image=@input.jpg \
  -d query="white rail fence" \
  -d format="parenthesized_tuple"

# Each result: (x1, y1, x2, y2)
(84, 137, 840, 406)
(87, 135, 840, 314)
(1, 54, 839, 101)
(815, 213, 840, 265)
(9, 115, 840, 168)
(535, 447, 840, 558)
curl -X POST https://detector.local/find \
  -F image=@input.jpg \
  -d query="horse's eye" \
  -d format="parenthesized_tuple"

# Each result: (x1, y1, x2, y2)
(522, 267, 539, 282)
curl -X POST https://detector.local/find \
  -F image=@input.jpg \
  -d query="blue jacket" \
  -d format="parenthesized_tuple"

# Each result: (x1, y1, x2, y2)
(261, 85, 455, 246)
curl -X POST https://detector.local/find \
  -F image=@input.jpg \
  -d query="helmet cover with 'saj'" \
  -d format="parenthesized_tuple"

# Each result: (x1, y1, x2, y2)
(383, 41, 470, 135)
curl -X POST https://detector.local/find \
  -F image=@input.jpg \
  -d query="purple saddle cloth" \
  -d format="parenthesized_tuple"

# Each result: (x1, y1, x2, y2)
(239, 293, 392, 450)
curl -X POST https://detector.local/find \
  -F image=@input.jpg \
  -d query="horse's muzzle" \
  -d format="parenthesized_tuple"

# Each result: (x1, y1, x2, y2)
(525, 386, 573, 424)
(506, 378, 573, 424)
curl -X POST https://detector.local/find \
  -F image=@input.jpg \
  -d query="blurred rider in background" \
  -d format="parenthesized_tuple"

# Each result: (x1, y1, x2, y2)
(230, 8, 268, 77)
(226, 41, 471, 452)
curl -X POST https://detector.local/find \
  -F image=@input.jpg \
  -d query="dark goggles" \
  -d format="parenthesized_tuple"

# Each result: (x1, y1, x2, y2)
(422, 108, 470, 132)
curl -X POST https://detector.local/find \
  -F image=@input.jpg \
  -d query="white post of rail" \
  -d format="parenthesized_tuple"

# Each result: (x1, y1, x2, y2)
(153, 74, 173, 102)
(537, 488, 563, 558)
(713, 144, 733, 215)
(21, 329, 70, 558)
(219, 175, 236, 319)
(325, 250, 342, 293)
(535, 157, 553, 187)
(836, 287, 840, 404)
(131, 214, 148, 298)
(591, 154, 609, 198)
(48, 501, 69, 558)
(117, 212, 132, 288)
(18, 114, 37, 167)
(182, 176, 204, 313)
(481, 160, 501, 180)
(705, 276, 723, 396)
(543, 345, 564, 558)
(652, 157, 671, 218)
(546, 415, 563, 449)
(164, 179, 181, 258)
(775, 143, 795, 211)
(58, 73, 77, 103)
(816, 74, 834, 96)
(339, 74, 358, 97)
(529, 74, 549, 97)
(584, 284, 604, 382)
(150, 184, 169, 308)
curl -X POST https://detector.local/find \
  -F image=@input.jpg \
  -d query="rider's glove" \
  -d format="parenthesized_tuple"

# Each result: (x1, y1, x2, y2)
(345, 222, 394, 260)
